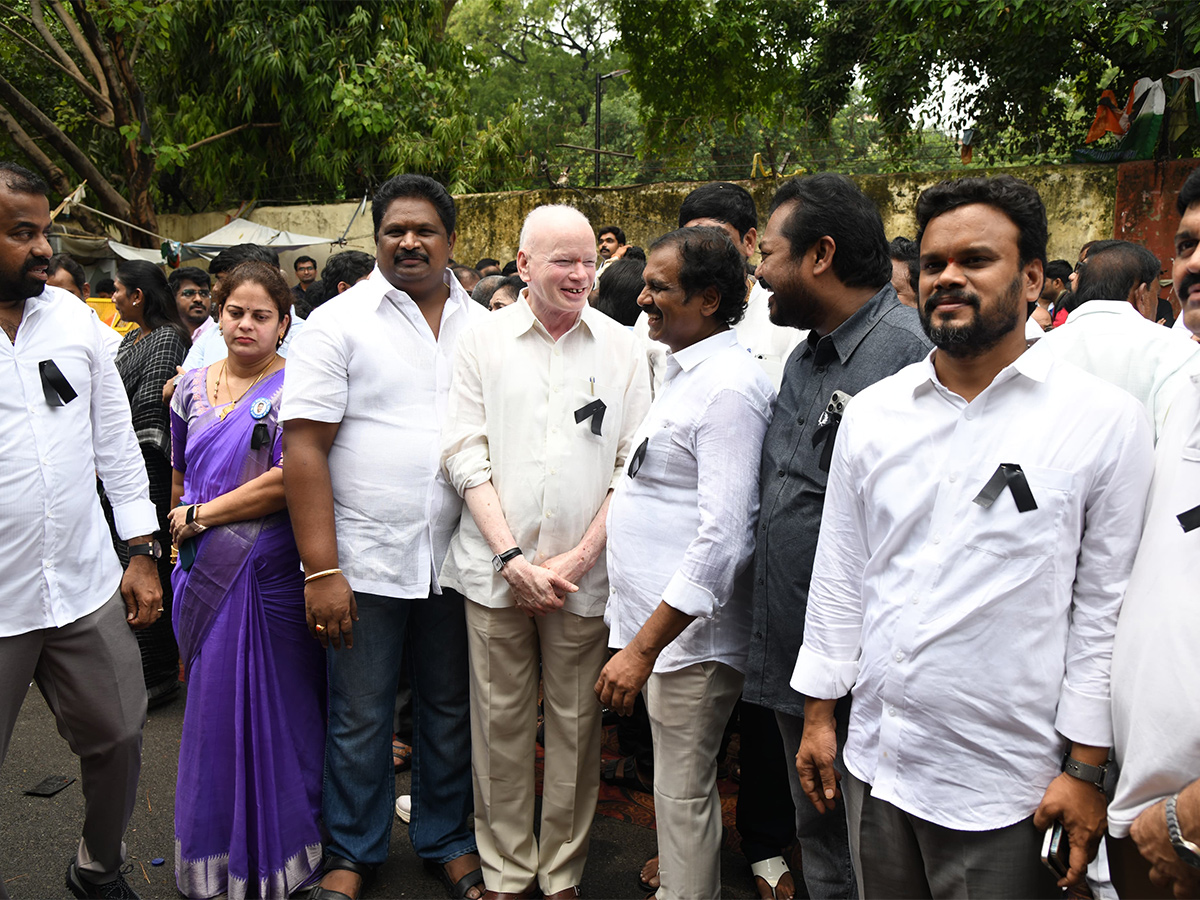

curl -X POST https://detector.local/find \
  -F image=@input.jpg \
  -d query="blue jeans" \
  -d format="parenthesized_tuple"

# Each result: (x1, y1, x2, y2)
(776, 701, 858, 899)
(323, 590, 476, 867)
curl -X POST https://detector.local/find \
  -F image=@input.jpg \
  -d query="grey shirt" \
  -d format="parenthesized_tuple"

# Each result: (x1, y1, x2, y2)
(742, 284, 932, 717)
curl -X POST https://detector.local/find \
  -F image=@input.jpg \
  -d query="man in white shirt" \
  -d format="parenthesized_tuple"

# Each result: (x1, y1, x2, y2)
(282, 175, 486, 900)
(441, 204, 650, 899)
(1105, 165, 1200, 900)
(793, 175, 1154, 897)
(596, 226, 775, 899)
(1035, 238, 1200, 439)
(636, 182, 803, 392)
(0, 161, 162, 900)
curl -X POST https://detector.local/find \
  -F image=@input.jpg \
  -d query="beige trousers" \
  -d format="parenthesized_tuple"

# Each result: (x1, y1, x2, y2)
(465, 600, 609, 894)
(646, 660, 744, 900)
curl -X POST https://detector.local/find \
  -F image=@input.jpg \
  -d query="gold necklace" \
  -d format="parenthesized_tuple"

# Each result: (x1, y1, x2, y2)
(214, 356, 276, 420)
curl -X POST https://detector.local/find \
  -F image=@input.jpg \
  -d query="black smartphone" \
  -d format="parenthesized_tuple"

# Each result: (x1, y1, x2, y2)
(1040, 821, 1069, 879)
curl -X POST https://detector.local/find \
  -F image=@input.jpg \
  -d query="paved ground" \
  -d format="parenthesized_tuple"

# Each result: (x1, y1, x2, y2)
(1, 685, 762, 899)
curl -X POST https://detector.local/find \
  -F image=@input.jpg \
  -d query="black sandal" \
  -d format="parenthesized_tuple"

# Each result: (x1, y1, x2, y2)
(309, 856, 376, 900)
(424, 858, 485, 900)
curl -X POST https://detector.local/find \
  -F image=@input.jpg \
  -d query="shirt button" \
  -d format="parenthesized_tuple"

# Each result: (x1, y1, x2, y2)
(550, 468, 557, 475)
(553, 347, 561, 357)
(932, 534, 941, 544)
(948, 473, 958, 483)
(889, 707, 897, 717)
(545, 510, 554, 518)
(965, 410, 974, 420)
(757, 577, 764, 585)
(778, 470, 786, 477)
(553, 385, 561, 393)
(797, 417, 805, 425)
(894, 651, 904, 661)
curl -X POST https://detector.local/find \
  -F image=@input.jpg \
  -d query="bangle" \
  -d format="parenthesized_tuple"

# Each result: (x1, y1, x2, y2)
(304, 567, 343, 584)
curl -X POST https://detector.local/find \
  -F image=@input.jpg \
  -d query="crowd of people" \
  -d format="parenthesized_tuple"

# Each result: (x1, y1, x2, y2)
(2, 152, 1200, 900)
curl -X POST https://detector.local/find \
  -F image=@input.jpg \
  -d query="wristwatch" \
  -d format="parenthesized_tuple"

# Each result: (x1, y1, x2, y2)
(1062, 754, 1112, 795)
(128, 538, 162, 559)
(1167, 793, 1200, 869)
(492, 547, 523, 572)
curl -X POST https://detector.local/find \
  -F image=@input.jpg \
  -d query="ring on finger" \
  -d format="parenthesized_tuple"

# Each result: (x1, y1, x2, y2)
(315, 624, 326, 632)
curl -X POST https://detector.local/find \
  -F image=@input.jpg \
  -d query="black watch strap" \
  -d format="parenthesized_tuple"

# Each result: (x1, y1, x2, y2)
(1063, 755, 1107, 791)
(128, 539, 161, 559)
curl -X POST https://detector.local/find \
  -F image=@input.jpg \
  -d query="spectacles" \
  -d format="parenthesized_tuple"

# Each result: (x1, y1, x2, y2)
(179, 289, 211, 299)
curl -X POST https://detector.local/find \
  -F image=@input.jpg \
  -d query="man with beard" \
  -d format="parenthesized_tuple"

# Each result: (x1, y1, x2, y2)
(168, 266, 213, 340)
(0, 161, 162, 900)
(744, 173, 930, 899)
(793, 175, 1154, 897)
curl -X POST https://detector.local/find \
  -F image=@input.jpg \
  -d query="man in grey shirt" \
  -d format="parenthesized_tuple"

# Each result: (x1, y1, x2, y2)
(742, 173, 931, 898)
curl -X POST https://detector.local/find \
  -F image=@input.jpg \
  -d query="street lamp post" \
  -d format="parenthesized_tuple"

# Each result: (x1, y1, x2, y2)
(595, 68, 630, 188)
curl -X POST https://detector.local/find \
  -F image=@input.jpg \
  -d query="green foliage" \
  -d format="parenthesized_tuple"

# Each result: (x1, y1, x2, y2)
(155, 0, 525, 206)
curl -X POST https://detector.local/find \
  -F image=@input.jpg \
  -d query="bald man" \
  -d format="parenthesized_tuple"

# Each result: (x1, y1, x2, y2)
(441, 205, 651, 898)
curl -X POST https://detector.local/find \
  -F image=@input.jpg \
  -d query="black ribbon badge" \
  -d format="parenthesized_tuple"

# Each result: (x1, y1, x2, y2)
(574, 399, 606, 436)
(627, 437, 648, 479)
(811, 389, 852, 473)
(973, 463, 1038, 513)
(1177, 504, 1200, 533)
(39, 359, 77, 407)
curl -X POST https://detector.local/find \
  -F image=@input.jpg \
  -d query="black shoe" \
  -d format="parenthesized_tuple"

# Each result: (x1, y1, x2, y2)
(66, 861, 141, 899)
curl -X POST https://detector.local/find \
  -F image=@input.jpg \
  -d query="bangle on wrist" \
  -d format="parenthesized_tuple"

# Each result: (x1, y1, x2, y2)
(304, 567, 343, 584)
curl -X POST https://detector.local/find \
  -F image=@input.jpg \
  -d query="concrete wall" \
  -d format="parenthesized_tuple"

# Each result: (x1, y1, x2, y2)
(159, 164, 1120, 285)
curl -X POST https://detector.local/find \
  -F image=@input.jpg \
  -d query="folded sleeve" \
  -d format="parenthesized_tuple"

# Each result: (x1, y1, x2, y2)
(441, 330, 492, 495)
(790, 408, 868, 700)
(279, 314, 349, 424)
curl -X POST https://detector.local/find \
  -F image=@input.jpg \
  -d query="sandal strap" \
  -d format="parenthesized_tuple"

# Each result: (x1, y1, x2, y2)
(325, 855, 377, 886)
(750, 856, 790, 890)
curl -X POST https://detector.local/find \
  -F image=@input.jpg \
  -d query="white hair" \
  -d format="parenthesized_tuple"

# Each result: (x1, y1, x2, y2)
(518, 204, 592, 254)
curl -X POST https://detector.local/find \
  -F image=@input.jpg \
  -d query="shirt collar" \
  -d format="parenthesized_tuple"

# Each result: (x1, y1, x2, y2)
(371, 266, 470, 315)
(665, 328, 738, 379)
(913, 341, 1052, 398)
(512, 289, 597, 342)
(800, 284, 901, 365)
(1065, 299, 1139, 321)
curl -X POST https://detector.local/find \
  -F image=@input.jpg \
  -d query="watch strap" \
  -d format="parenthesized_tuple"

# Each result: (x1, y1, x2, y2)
(1063, 755, 1107, 790)
(1167, 793, 1200, 868)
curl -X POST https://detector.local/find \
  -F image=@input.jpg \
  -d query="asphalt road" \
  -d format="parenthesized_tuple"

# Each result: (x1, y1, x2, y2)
(1, 684, 760, 899)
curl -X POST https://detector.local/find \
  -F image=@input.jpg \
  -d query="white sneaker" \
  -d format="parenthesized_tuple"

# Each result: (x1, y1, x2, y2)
(395, 794, 412, 823)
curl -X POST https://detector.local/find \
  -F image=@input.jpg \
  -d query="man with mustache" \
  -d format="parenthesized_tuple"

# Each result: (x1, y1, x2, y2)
(283, 174, 487, 900)
(168, 266, 213, 339)
(0, 160, 162, 900)
(744, 173, 930, 900)
(793, 175, 1155, 897)
(1173, 168, 1200, 345)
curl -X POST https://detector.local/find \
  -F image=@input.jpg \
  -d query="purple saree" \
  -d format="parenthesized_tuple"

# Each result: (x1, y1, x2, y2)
(170, 367, 326, 899)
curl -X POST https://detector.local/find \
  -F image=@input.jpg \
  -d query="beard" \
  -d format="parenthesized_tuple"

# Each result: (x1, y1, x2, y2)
(766, 278, 822, 330)
(920, 274, 1023, 358)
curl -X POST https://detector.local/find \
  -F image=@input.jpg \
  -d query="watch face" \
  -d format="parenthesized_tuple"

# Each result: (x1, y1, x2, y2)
(1175, 841, 1200, 869)
(492, 555, 504, 572)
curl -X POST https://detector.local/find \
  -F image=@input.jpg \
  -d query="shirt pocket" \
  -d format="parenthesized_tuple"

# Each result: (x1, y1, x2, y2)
(962, 464, 1075, 559)
(572, 378, 624, 446)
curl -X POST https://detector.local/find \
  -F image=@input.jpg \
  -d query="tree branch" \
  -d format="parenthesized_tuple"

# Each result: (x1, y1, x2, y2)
(184, 121, 281, 151)
(47, 0, 111, 109)
(0, 71, 131, 219)
(0, 15, 113, 116)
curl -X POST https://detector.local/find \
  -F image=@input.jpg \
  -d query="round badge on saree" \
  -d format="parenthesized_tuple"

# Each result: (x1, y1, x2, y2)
(249, 397, 272, 420)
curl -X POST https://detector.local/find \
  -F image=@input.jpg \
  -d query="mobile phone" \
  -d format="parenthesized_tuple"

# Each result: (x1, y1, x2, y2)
(1040, 821, 1069, 879)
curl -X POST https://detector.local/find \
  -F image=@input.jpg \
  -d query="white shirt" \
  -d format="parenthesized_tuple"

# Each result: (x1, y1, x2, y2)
(1035, 299, 1200, 438)
(1109, 374, 1200, 837)
(792, 349, 1154, 831)
(441, 294, 651, 617)
(0, 286, 158, 637)
(635, 280, 804, 392)
(281, 267, 484, 598)
(606, 330, 775, 673)
(183, 304, 306, 370)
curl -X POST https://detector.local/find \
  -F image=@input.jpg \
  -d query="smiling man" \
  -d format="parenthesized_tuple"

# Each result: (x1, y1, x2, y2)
(742, 173, 929, 900)
(793, 176, 1154, 898)
(282, 174, 487, 900)
(442, 204, 650, 899)
(597, 226, 775, 900)
(0, 161, 162, 900)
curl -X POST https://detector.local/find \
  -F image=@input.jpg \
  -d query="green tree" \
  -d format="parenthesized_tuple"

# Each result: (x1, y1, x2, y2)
(613, 0, 1200, 168)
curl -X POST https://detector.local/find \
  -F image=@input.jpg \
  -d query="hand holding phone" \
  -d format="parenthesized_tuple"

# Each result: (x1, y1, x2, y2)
(1040, 821, 1069, 879)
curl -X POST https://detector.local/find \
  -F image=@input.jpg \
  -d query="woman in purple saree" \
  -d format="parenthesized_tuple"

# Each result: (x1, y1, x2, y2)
(167, 261, 325, 899)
